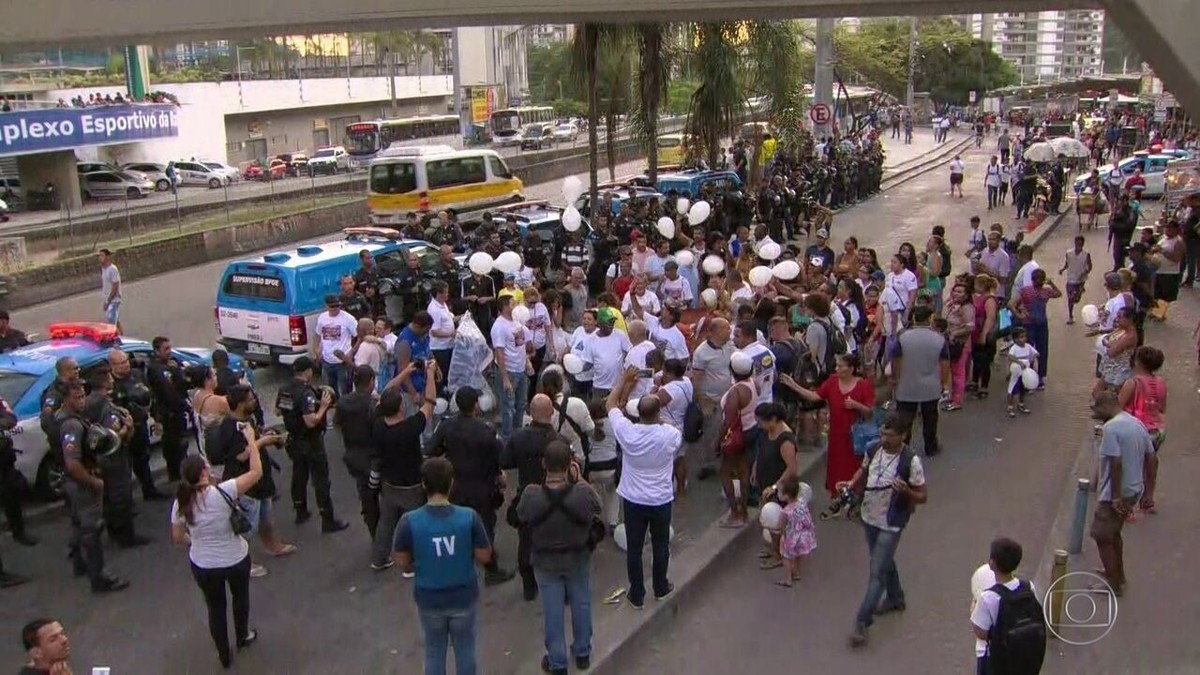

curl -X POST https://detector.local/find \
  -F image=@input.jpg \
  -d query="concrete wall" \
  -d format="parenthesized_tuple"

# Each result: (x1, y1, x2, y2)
(15, 150, 82, 209)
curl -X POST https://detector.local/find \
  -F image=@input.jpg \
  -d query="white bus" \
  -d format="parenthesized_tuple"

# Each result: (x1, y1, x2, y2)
(345, 115, 462, 167)
(490, 106, 555, 146)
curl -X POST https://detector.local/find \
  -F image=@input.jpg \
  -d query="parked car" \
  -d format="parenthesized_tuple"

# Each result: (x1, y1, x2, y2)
(200, 160, 242, 184)
(122, 162, 174, 191)
(307, 146, 350, 175)
(80, 171, 154, 200)
(0, 176, 21, 199)
(171, 160, 231, 189)
(520, 124, 555, 151)
(1073, 153, 1174, 198)
(552, 123, 579, 143)
(278, 153, 310, 177)
(76, 161, 122, 175)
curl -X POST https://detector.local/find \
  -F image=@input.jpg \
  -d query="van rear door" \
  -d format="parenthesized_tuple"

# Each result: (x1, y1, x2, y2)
(216, 265, 293, 358)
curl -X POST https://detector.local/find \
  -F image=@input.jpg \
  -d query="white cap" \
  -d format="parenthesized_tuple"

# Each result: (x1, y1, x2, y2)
(730, 351, 754, 376)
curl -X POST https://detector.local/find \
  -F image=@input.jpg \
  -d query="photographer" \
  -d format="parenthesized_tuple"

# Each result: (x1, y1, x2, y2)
(837, 414, 927, 648)
(517, 441, 601, 675)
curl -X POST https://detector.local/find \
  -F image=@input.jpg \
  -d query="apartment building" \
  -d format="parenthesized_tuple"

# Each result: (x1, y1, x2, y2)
(962, 11, 1105, 83)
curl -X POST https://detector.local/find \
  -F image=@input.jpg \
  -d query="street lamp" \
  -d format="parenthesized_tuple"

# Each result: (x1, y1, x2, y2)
(236, 46, 255, 108)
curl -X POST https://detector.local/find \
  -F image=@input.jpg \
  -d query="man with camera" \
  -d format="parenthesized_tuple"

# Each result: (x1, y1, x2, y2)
(836, 414, 927, 648)
(83, 367, 150, 548)
(276, 356, 348, 533)
(517, 440, 601, 675)
(108, 350, 167, 500)
(334, 365, 381, 541)
(147, 336, 190, 483)
(58, 381, 128, 593)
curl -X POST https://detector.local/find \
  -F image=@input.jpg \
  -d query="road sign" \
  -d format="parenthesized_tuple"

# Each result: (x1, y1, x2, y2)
(968, 90, 977, 104)
(809, 103, 831, 126)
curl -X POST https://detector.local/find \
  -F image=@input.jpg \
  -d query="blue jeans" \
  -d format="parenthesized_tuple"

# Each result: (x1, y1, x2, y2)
(535, 563, 593, 670)
(496, 370, 528, 442)
(1185, 237, 1199, 284)
(322, 361, 350, 395)
(1024, 322, 1049, 380)
(855, 524, 905, 627)
(622, 499, 672, 605)
(418, 603, 479, 675)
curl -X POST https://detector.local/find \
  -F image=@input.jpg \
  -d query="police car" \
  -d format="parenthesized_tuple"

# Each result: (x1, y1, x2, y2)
(0, 322, 245, 499)
(489, 201, 597, 271)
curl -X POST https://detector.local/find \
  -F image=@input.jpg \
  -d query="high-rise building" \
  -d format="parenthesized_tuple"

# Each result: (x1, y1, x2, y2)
(963, 11, 1104, 83)
(529, 25, 575, 48)
(451, 26, 530, 103)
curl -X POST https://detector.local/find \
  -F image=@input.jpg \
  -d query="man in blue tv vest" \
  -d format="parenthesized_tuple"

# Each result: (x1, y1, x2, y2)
(394, 456, 493, 675)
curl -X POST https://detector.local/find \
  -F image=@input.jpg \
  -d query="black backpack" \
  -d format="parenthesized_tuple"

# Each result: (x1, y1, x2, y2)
(985, 580, 1047, 675)
(526, 484, 606, 552)
(938, 240, 953, 280)
(682, 397, 704, 443)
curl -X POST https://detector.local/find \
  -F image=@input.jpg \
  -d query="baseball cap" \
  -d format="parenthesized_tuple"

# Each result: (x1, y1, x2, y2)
(324, 293, 341, 307)
(869, 270, 886, 282)
(293, 356, 316, 374)
(730, 351, 754, 375)
(816, 228, 829, 238)
(597, 307, 618, 325)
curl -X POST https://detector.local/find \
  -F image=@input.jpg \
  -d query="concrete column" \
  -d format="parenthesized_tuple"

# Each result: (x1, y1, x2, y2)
(813, 17, 835, 138)
(17, 151, 82, 210)
(1103, 0, 1200, 115)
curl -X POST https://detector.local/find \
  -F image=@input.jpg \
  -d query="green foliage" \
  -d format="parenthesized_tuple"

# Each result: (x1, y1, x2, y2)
(105, 52, 125, 76)
(528, 43, 578, 103)
(687, 23, 746, 167)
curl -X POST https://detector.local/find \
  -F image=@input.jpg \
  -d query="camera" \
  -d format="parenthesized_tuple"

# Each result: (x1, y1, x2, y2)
(411, 358, 426, 370)
(820, 485, 861, 521)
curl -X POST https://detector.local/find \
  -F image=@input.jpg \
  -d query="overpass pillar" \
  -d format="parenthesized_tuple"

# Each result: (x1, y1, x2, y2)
(1104, 0, 1200, 114)
(17, 151, 82, 211)
(813, 17, 835, 138)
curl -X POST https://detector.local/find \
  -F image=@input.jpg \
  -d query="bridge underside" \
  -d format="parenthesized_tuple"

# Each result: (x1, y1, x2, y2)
(0, 0, 1195, 113)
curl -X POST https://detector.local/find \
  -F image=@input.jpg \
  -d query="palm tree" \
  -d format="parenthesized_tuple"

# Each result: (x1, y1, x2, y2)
(572, 24, 602, 223)
(631, 24, 675, 185)
(687, 23, 744, 168)
(571, 25, 635, 219)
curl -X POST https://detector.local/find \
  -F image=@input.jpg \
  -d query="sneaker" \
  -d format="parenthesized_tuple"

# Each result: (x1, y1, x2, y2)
(402, 570, 415, 579)
(371, 560, 395, 572)
(250, 564, 268, 578)
(575, 654, 591, 670)
(627, 593, 644, 610)
(848, 622, 869, 648)
(540, 655, 567, 675)
(654, 583, 675, 601)
(484, 567, 516, 586)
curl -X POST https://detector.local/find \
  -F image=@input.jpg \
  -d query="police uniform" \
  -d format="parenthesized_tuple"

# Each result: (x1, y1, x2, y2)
(38, 380, 69, 472)
(147, 354, 189, 481)
(277, 375, 345, 531)
(0, 398, 31, 546)
(432, 259, 462, 300)
(84, 390, 145, 546)
(111, 370, 162, 498)
(393, 267, 429, 327)
(354, 266, 384, 318)
(59, 407, 126, 591)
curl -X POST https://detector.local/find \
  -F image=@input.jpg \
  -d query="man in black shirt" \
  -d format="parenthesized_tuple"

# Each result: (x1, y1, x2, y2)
(276, 357, 348, 533)
(432, 245, 463, 300)
(147, 336, 189, 482)
(461, 269, 497, 336)
(108, 350, 167, 500)
(0, 396, 34, 551)
(334, 365, 380, 540)
(428, 386, 515, 585)
(84, 367, 149, 548)
(354, 249, 385, 318)
(501, 393, 568, 600)
(0, 312, 28, 353)
(369, 360, 436, 572)
(804, 228, 837, 274)
(500, 215, 523, 249)
(338, 274, 372, 320)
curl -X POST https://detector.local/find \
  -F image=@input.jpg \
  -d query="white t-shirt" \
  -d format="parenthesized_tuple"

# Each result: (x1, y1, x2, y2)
(624, 340, 659, 400)
(170, 479, 250, 568)
(659, 378, 694, 434)
(315, 310, 358, 365)
(549, 392, 595, 460)
(569, 327, 597, 383)
(1013, 260, 1041, 294)
(950, 159, 965, 175)
(971, 578, 1039, 657)
(490, 316, 528, 374)
(582, 331, 632, 390)
(621, 290, 661, 317)
(427, 299, 456, 350)
(886, 269, 918, 307)
(101, 264, 121, 302)
(985, 163, 1002, 187)
(523, 302, 553, 349)
(859, 449, 925, 532)
(657, 276, 694, 308)
(730, 284, 755, 307)
(1100, 294, 1128, 331)
(609, 409, 680, 507)
(1008, 342, 1039, 370)
(515, 266, 536, 289)
(644, 313, 690, 362)
(879, 286, 906, 336)
(738, 342, 775, 406)
(354, 337, 386, 372)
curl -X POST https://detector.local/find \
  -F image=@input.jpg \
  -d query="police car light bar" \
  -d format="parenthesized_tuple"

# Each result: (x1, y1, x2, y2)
(343, 227, 401, 241)
(496, 200, 552, 213)
(48, 322, 121, 344)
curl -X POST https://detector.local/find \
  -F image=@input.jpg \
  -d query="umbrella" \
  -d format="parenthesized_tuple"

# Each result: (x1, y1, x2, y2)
(1023, 142, 1058, 163)
(1049, 136, 1089, 159)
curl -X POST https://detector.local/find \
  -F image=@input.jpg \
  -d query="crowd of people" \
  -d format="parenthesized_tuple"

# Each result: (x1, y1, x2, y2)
(0, 91, 179, 113)
(5, 107, 1187, 674)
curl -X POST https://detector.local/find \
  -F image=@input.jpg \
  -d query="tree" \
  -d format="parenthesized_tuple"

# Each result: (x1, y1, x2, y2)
(571, 25, 632, 221)
(631, 24, 675, 184)
(687, 23, 746, 168)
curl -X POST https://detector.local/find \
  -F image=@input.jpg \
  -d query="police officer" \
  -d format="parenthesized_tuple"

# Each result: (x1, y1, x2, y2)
(353, 249, 384, 318)
(276, 356, 348, 533)
(146, 336, 189, 482)
(0, 396, 35, 548)
(85, 366, 151, 548)
(108, 349, 167, 500)
(432, 245, 462, 300)
(39, 357, 80, 496)
(391, 251, 429, 326)
(337, 274, 372, 320)
(59, 381, 129, 593)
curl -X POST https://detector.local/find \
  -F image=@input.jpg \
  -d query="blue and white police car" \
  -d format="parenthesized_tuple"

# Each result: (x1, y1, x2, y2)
(0, 322, 245, 499)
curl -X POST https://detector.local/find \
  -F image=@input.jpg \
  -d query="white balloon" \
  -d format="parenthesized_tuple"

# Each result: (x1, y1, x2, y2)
(701, 288, 719, 307)
(562, 353, 585, 375)
(676, 197, 690, 216)
(688, 200, 712, 225)
(702, 255, 726, 275)
(562, 175, 585, 203)
(562, 206, 583, 232)
(1081, 304, 1099, 326)
(1009, 362, 1024, 378)
(468, 251, 494, 276)
(773, 260, 801, 280)
(759, 501, 785, 530)
(1021, 368, 1040, 390)
(625, 398, 641, 418)
(884, 362, 893, 377)
(674, 250, 696, 268)
(614, 524, 628, 551)
(433, 398, 449, 415)
(656, 216, 675, 239)
(478, 389, 495, 412)
(494, 250, 522, 274)
(758, 242, 782, 261)
(448, 394, 460, 414)
(512, 305, 532, 326)
(799, 482, 813, 506)
(748, 265, 774, 288)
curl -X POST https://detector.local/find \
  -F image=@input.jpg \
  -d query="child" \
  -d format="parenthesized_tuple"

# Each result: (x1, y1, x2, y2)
(1119, 345, 1166, 516)
(1005, 327, 1039, 418)
(776, 475, 816, 587)
(1060, 236, 1092, 325)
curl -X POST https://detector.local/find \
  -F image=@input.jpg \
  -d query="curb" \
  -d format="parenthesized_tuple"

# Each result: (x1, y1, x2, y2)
(540, 447, 827, 675)
(1032, 432, 1096, 597)
(877, 135, 975, 194)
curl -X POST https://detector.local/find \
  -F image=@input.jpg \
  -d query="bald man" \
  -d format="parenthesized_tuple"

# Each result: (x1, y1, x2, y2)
(500, 392, 569, 601)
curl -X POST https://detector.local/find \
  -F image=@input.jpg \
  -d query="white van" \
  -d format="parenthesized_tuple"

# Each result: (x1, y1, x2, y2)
(366, 146, 524, 224)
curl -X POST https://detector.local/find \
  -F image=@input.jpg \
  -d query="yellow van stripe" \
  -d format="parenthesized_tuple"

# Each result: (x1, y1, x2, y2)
(369, 178, 524, 214)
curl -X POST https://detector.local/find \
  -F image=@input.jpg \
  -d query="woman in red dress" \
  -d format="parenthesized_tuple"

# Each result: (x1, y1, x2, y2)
(780, 353, 876, 495)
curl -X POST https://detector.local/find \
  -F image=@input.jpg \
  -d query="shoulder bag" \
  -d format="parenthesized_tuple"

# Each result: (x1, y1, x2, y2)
(215, 484, 253, 536)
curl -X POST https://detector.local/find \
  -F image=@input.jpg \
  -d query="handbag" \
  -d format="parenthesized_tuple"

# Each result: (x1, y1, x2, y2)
(996, 307, 1014, 337)
(215, 484, 253, 536)
(719, 419, 746, 456)
(850, 417, 881, 457)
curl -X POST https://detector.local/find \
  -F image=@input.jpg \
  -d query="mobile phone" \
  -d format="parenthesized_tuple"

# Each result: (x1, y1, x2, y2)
(636, 369, 654, 378)
(92, 668, 112, 675)
(411, 358, 426, 370)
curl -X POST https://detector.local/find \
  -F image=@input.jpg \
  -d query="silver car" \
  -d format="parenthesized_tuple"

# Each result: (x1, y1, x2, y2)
(172, 160, 231, 189)
(201, 161, 242, 184)
(80, 171, 154, 200)
(122, 162, 174, 191)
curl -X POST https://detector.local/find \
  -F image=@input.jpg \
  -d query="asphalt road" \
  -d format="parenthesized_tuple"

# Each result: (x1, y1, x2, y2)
(0, 131, 959, 673)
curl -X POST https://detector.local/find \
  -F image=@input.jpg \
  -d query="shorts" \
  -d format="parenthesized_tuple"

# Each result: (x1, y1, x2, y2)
(240, 495, 272, 534)
(1065, 282, 1085, 305)
(1148, 428, 1165, 452)
(104, 301, 121, 324)
(950, 173, 964, 186)
(1089, 502, 1125, 545)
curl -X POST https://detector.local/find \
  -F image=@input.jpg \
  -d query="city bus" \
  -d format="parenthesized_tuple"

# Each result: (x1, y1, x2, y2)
(490, 106, 555, 146)
(344, 115, 462, 168)
(366, 146, 524, 224)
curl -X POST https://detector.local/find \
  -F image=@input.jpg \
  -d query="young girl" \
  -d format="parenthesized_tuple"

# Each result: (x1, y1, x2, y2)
(776, 475, 816, 587)
(1118, 345, 1166, 515)
(1005, 327, 1039, 418)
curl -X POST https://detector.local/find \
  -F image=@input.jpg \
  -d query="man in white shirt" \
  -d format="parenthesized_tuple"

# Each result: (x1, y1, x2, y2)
(657, 261, 694, 311)
(1011, 245, 1040, 296)
(645, 307, 690, 362)
(733, 320, 774, 406)
(490, 295, 532, 442)
(606, 368, 680, 609)
(426, 280, 457, 394)
(315, 294, 359, 394)
(949, 154, 965, 198)
(623, 321, 660, 401)
(621, 276, 662, 317)
(98, 248, 122, 332)
(984, 155, 1002, 210)
(581, 309, 632, 399)
(970, 537, 1043, 674)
